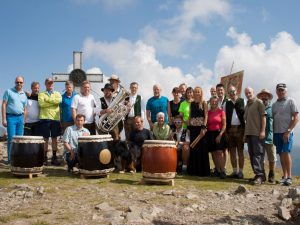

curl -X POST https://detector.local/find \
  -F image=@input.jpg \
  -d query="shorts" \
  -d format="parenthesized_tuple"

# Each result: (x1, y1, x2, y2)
(226, 126, 244, 151)
(263, 143, 276, 163)
(206, 130, 227, 152)
(39, 120, 61, 138)
(24, 122, 40, 136)
(273, 133, 294, 154)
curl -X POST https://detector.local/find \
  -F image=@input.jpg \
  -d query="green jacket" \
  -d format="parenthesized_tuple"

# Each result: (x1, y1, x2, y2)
(38, 91, 62, 121)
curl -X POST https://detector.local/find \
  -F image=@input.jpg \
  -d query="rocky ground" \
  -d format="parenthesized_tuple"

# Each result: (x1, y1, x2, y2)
(0, 141, 300, 225)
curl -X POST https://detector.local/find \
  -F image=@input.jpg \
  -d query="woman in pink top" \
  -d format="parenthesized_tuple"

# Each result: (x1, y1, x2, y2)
(207, 96, 227, 179)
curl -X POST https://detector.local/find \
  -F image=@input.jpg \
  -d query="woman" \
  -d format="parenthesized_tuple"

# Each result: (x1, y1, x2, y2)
(168, 87, 183, 131)
(187, 86, 210, 176)
(207, 96, 227, 179)
(178, 87, 193, 129)
(153, 112, 173, 140)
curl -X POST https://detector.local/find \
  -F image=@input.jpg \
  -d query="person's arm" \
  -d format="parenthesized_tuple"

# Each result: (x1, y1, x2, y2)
(140, 97, 145, 120)
(38, 93, 52, 108)
(1, 100, 7, 127)
(48, 92, 62, 105)
(200, 101, 208, 136)
(259, 102, 266, 140)
(146, 110, 153, 130)
(216, 111, 226, 144)
(71, 108, 77, 122)
(167, 101, 172, 125)
(284, 112, 299, 143)
(23, 107, 27, 124)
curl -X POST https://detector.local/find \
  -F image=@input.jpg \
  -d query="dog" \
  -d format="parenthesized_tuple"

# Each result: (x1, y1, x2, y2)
(110, 140, 141, 173)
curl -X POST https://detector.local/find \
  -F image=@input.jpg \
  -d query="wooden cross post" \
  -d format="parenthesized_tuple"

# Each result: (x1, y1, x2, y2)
(52, 51, 103, 92)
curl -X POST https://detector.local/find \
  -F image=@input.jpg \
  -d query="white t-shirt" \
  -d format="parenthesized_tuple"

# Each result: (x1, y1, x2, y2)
(71, 94, 97, 124)
(26, 99, 40, 123)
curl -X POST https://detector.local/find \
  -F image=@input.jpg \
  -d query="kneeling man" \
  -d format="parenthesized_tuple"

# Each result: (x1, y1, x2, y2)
(63, 114, 90, 172)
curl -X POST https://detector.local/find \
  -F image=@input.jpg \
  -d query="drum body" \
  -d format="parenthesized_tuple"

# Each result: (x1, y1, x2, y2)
(78, 135, 114, 174)
(142, 140, 177, 179)
(10, 136, 45, 173)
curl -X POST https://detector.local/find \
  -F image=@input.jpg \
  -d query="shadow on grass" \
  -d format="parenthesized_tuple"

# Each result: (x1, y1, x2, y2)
(110, 178, 139, 185)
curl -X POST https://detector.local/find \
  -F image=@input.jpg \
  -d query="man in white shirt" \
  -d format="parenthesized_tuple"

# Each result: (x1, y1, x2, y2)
(71, 81, 97, 135)
(124, 82, 145, 141)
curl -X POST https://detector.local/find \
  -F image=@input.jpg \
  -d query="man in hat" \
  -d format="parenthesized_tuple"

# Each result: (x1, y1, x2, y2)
(99, 83, 121, 140)
(2, 76, 27, 164)
(38, 77, 62, 165)
(71, 81, 97, 135)
(272, 83, 298, 186)
(257, 89, 276, 183)
(244, 87, 266, 185)
(108, 74, 121, 98)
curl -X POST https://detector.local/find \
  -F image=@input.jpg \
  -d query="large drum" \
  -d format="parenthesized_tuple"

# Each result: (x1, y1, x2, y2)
(10, 136, 45, 174)
(142, 140, 177, 179)
(78, 135, 114, 174)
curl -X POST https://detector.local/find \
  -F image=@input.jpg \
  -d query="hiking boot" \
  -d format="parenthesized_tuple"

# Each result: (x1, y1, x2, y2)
(251, 176, 262, 185)
(284, 177, 292, 186)
(268, 171, 275, 184)
(211, 169, 220, 177)
(51, 155, 61, 166)
(228, 172, 238, 178)
(237, 171, 244, 179)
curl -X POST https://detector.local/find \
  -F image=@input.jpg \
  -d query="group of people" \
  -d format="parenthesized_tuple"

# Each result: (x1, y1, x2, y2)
(1, 75, 298, 186)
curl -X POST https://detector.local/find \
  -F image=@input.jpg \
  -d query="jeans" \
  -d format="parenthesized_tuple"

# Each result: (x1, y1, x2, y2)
(7, 114, 24, 161)
(246, 135, 265, 177)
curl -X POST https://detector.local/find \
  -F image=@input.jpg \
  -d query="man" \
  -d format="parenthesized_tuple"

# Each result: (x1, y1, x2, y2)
(272, 83, 298, 186)
(179, 83, 187, 100)
(146, 84, 169, 130)
(109, 74, 121, 97)
(210, 87, 217, 97)
(224, 85, 245, 179)
(99, 83, 121, 140)
(257, 89, 276, 183)
(244, 87, 266, 185)
(63, 114, 90, 172)
(60, 81, 77, 133)
(2, 76, 27, 164)
(216, 83, 227, 108)
(152, 112, 172, 140)
(24, 81, 40, 136)
(71, 81, 97, 135)
(38, 77, 62, 165)
(129, 116, 153, 171)
(124, 82, 145, 141)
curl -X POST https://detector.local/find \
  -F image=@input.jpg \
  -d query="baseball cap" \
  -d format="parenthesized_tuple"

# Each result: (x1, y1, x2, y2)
(276, 83, 287, 90)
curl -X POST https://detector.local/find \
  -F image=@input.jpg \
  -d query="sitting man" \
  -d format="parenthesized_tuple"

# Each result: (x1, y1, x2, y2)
(173, 115, 190, 173)
(63, 114, 90, 172)
(153, 112, 173, 140)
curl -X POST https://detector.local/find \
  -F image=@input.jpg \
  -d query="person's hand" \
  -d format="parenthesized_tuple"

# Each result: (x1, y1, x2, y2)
(25, 91, 31, 98)
(106, 108, 113, 114)
(259, 131, 265, 140)
(200, 128, 206, 136)
(2, 120, 7, 127)
(216, 134, 222, 144)
(283, 132, 290, 143)
(83, 132, 89, 136)
(69, 151, 75, 161)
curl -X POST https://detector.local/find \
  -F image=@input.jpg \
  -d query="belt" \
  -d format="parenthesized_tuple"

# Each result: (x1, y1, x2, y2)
(6, 113, 23, 116)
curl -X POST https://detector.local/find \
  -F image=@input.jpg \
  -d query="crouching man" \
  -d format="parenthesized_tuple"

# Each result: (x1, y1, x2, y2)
(63, 114, 90, 172)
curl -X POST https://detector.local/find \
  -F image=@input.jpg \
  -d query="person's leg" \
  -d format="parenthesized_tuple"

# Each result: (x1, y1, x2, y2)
(229, 147, 238, 175)
(16, 115, 24, 136)
(182, 144, 190, 167)
(6, 115, 18, 162)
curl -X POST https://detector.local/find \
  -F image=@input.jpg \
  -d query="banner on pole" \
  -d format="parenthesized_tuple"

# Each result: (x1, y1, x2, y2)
(220, 70, 244, 97)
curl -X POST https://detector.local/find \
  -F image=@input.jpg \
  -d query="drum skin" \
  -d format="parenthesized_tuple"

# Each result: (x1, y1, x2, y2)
(142, 140, 177, 176)
(10, 136, 45, 168)
(78, 135, 114, 171)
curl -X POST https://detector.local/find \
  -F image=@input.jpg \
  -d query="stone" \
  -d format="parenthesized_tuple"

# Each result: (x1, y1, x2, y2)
(186, 193, 198, 199)
(183, 207, 194, 212)
(162, 190, 174, 195)
(234, 185, 249, 194)
(216, 192, 230, 200)
(281, 198, 293, 208)
(240, 219, 249, 225)
(36, 186, 44, 195)
(278, 206, 291, 220)
(245, 193, 255, 198)
(271, 189, 280, 196)
(24, 191, 34, 198)
(234, 208, 242, 213)
(95, 202, 114, 211)
(15, 191, 26, 197)
(288, 187, 300, 199)
(14, 184, 34, 191)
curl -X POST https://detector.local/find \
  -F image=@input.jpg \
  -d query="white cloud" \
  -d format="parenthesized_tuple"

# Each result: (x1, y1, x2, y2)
(83, 37, 214, 100)
(215, 28, 300, 135)
(141, 0, 231, 57)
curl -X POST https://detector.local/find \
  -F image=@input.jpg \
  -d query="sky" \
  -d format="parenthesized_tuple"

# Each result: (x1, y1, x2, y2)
(1, 0, 300, 142)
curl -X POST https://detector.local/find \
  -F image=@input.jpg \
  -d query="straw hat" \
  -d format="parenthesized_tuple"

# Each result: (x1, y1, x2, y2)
(108, 74, 120, 83)
(257, 89, 273, 100)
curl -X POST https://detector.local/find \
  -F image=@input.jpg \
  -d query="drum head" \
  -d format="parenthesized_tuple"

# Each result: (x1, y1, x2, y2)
(143, 140, 176, 148)
(13, 136, 44, 140)
(78, 135, 113, 142)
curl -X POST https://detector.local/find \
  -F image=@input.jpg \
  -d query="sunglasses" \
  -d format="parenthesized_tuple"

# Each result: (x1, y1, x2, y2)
(15, 82, 23, 84)
(228, 90, 236, 94)
(174, 120, 182, 124)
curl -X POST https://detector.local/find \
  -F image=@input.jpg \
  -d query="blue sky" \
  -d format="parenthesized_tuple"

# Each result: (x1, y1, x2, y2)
(1, 0, 300, 140)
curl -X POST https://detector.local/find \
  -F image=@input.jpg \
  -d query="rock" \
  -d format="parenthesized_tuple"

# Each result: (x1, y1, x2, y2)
(245, 193, 255, 198)
(162, 190, 174, 195)
(126, 210, 144, 223)
(216, 192, 230, 200)
(14, 184, 34, 191)
(186, 193, 198, 199)
(234, 185, 249, 194)
(95, 202, 114, 211)
(278, 206, 291, 220)
(291, 206, 300, 218)
(183, 207, 194, 212)
(15, 190, 26, 197)
(150, 206, 163, 216)
(293, 198, 300, 205)
(240, 219, 249, 225)
(234, 208, 242, 213)
(24, 191, 34, 198)
(36, 186, 44, 195)
(288, 187, 300, 199)
(281, 198, 293, 208)
(271, 189, 280, 196)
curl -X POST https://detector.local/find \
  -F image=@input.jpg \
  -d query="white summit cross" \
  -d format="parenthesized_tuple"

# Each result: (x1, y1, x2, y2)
(52, 51, 103, 92)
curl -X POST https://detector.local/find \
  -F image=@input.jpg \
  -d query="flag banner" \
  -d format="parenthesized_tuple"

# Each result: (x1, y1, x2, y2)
(220, 70, 244, 97)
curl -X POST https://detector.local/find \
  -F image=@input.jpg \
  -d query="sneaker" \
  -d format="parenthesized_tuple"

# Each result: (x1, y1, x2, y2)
(268, 171, 275, 184)
(284, 177, 292, 186)
(251, 176, 262, 185)
(211, 169, 220, 177)
(280, 176, 287, 185)
(237, 171, 244, 179)
(43, 157, 48, 166)
(67, 166, 73, 173)
(228, 172, 239, 178)
(220, 171, 226, 179)
(51, 156, 61, 166)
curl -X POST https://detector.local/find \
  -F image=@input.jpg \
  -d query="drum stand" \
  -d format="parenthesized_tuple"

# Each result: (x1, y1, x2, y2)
(140, 177, 175, 186)
(11, 167, 43, 179)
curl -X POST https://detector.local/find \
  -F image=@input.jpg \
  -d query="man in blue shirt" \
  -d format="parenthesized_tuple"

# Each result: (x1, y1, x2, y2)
(2, 76, 28, 164)
(60, 81, 77, 133)
(146, 84, 169, 130)
(63, 114, 90, 172)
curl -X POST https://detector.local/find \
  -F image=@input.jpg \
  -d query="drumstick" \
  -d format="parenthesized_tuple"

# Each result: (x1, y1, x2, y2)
(190, 133, 205, 149)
